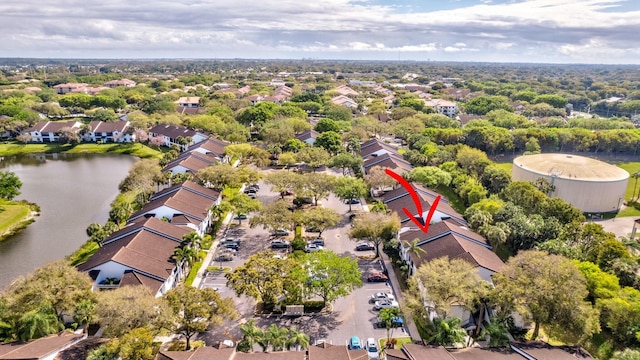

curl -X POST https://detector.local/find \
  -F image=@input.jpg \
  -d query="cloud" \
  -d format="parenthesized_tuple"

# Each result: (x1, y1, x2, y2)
(0, 0, 639, 63)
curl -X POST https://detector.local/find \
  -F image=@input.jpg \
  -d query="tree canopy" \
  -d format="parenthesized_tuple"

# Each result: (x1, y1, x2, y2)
(226, 250, 303, 308)
(163, 285, 237, 350)
(349, 212, 400, 257)
(304, 250, 362, 306)
(492, 250, 599, 341)
(0, 171, 22, 200)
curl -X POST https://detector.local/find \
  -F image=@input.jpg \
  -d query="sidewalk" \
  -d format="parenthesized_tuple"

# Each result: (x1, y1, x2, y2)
(380, 250, 421, 342)
(361, 198, 421, 341)
(192, 212, 233, 289)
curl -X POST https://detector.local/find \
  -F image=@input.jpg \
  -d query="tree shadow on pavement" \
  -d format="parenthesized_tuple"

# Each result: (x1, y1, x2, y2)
(254, 313, 342, 343)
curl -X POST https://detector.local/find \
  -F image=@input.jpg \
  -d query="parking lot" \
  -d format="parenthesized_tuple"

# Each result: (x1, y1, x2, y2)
(198, 169, 405, 347)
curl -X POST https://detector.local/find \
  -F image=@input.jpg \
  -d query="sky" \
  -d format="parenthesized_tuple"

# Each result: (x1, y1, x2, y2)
(2, 0, 640, 64)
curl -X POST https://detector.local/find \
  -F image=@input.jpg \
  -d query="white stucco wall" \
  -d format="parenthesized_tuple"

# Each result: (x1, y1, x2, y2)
(91, 261, 130, 286)
(512, 163, 628, 213)
(166, 165, 190, 174)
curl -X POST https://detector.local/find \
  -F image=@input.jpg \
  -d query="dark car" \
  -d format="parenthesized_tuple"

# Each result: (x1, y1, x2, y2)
(280, 189, 294, 196)
(222, 242, 239, 250)
(234, 214, 248, 220)
(244, 188, 257, 194)
(376, 316, 404, 328)
(271, 228, 290, 237)
(344, 199, 361, 204)
(367, 272, 388, 283)
(310, 238, 324, 246)
(293, 197, 313, 207)
(355, 242, 375, 251)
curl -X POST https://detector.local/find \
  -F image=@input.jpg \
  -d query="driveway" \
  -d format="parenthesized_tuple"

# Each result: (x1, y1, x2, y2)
(597, 216, 638, 239)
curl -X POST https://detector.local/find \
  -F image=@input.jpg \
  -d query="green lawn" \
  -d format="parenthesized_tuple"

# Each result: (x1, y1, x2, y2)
(617, 162, 640, 198)
(615, 161, 640, 217)
(379, 336, 413, 351)
(494, 162, 513, 173)
(0, 142, 162, 159)
(0, 201, 31, 236)
(68, 241, 100, 266)
(435, 185, 466, 214)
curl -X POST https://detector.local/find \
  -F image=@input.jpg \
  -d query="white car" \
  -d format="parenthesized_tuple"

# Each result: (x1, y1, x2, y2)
(374, 300, 399, 310)
(370, 292, 395, 302)
(366, 337, 379, 359)
(305, 244, 324, 253)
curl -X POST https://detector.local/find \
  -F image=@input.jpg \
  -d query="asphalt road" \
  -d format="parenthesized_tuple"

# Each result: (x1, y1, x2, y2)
(198, 169, 404, 347)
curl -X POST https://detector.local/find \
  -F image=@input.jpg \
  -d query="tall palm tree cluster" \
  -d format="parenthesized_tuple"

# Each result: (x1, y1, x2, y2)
(173, 232, 208, 276)
(238, 319, 309, 353)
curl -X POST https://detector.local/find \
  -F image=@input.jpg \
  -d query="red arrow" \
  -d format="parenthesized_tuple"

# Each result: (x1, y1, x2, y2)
(385, 169, 441, 234)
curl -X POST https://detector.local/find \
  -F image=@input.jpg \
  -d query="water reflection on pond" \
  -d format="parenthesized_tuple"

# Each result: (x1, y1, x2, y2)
(0, 153, 137, 290)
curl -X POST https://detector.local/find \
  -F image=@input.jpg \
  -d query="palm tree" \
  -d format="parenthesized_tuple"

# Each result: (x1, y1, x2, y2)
(16, 307, 60, 341)
(427, 317, 467, 348)
(286, 328, 310, 351)
(259, 324, 286, 352)
(210, 204, 225, 225)
(403, 238, 426, 275)
(239, 319, 263, 353)
(378, 307, 401, 347)
(173, 246, 196, 273)
(632, 171, 640, 201)
(480, 321, 510, 348)
(181, 232, 202, 252)
(268, 325, 290, 352)
(73, 299, 96, 334)
(370, 200, 390, 214)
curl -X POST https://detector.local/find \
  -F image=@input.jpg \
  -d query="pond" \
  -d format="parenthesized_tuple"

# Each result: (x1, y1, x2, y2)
(0, 153, 138, 290)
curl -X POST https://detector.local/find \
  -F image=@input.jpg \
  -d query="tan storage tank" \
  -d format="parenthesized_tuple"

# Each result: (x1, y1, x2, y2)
(512, 153, 629, 213)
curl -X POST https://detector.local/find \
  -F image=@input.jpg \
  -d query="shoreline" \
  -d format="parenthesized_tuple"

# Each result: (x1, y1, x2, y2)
(0, 143, 161, 243)
(0, 201, 40, 242)
(0, 142, 163, 159)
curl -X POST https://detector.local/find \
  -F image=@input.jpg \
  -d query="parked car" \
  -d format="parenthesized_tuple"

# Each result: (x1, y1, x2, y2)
(374, 300, 399, 310)
(215, 253, 234, 262)
(249, 183, 260, 189)
(370, 292, 395, 302)
(234, 214, 248, 220)
(344, 199, 360, 204)
(376, 315, 404, 328)
(348, 336, 363, 350)
(367, 272, 388, 282)
(355, 242, 375, 251)
(310, 238, 324, 246)
(222, 238, 239, 245)
(271, 228, 290, 236)
(366, 338, 379, 359)
(271, 239, 290, 248)
(305, 244, 323, 253)
(280, 189, 294, 196)
(222, 242, 239, 250)
(293, 197, 313, 207)
(244, 187, 257, 194)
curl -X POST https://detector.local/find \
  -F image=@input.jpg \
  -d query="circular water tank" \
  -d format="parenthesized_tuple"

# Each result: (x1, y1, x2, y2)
(512, 153, 629, 213)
